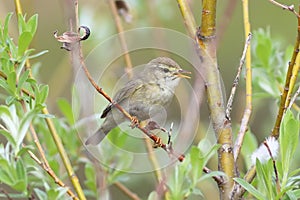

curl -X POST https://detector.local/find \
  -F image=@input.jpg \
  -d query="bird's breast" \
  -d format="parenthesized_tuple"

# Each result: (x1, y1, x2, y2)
(125, 83, 174, 120)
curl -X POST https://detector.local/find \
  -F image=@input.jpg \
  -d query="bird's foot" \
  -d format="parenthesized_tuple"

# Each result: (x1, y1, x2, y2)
(130, 116, 139, 128)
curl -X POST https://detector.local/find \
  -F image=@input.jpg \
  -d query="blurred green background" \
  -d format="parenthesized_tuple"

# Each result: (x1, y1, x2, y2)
(0, 0, 299, 199)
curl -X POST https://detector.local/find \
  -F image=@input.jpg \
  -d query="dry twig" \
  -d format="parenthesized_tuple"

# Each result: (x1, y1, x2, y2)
(114, 182, 140, 200)
(269, 0, 300, 17)
(226, 33, 252, 120)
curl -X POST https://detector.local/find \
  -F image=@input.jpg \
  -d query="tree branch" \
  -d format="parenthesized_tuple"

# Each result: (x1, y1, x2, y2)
(272, 7, 300, 138)
(268, 0, 300, 17)
(176, 0, 235, 199)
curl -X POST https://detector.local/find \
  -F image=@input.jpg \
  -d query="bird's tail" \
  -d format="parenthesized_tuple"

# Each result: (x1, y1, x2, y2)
(85, 128, 107, 145)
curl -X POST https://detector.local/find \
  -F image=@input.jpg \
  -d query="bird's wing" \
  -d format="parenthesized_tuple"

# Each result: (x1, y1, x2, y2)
(100, 79, 144, 118)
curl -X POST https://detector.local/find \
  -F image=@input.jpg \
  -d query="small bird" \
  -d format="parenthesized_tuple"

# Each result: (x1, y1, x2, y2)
(85, 57, 191, 145)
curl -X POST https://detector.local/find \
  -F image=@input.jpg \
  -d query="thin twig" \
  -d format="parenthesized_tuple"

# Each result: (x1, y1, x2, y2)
(226, 33, 252, 120)
(203, 166, 224, 186)
(107, 0, 133, 78)
(233, 0, 252, 163)
(25, 144, 78, 199)
(288, 84, 300, 110)
(268, 0, 300, 18)
(114, 182, 140, 200)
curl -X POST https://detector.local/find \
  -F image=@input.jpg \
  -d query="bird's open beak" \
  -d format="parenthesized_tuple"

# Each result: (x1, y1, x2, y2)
(175, 69, 191, 79)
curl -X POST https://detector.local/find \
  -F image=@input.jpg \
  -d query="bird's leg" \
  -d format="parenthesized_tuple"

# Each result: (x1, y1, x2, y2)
(129, 116, 139, 128)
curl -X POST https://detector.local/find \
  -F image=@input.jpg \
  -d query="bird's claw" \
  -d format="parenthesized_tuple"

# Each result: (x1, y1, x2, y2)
(130, 116, 139, 128)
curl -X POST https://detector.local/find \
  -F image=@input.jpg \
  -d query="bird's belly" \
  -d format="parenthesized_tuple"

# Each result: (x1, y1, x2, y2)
(126, 88, 174, 120)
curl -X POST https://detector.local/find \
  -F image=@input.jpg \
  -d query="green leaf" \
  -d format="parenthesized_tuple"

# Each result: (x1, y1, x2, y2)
(256, 159, 274, 198)
(189, 146, 204, 185)
(84, 163, 97, 194)
(12, 180, 26, 193)
(7, 71, 17, 95)
(34, 188, 47, 200)
(234, 178, 266, 200)
(280, 110, 299, 188)
(256, 42, 271, 67)
(204, 143, 220, 163)
(17, 14, 28, 35)
(26, 14, 38, 36)
(0, 158, 15, 186)
(17, 145, 34, 157)
(0, 78, 9, 91)
(17, 106, 40, 147)
(291, 189, 300, 198)
(5, 96, 16, 105)
(286, 190, 298, 200)
(39, 85, 49, 104)
(107, 127, 128, 147)
(84, 163, 95, 181)
(28, 50, 48, 59)
(283, 111, 299, 157)
(18, 32, 33, 57)
(16, 159, 26, 182)
(3, 13, 13, 42)
(0, 170, 14, 186)
(17, 70, 30, 92)
(0, 105, 17, 138)
(166, 156, 190, 199)
(0, 129, 16, 147)
(57, 98, 75, 125)
(47, 188, 60, 200)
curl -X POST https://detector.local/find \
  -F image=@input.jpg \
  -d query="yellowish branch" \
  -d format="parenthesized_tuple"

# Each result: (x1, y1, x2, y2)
(233, 0, 252, 162)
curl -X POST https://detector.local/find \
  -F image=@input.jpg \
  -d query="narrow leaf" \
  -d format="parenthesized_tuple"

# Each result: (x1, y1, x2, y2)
(18, 32, 33, 57)
(234, 178, 266, 200)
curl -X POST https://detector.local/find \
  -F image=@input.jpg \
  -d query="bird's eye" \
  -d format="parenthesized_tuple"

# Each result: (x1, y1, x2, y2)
(163, 68, 170, 73)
